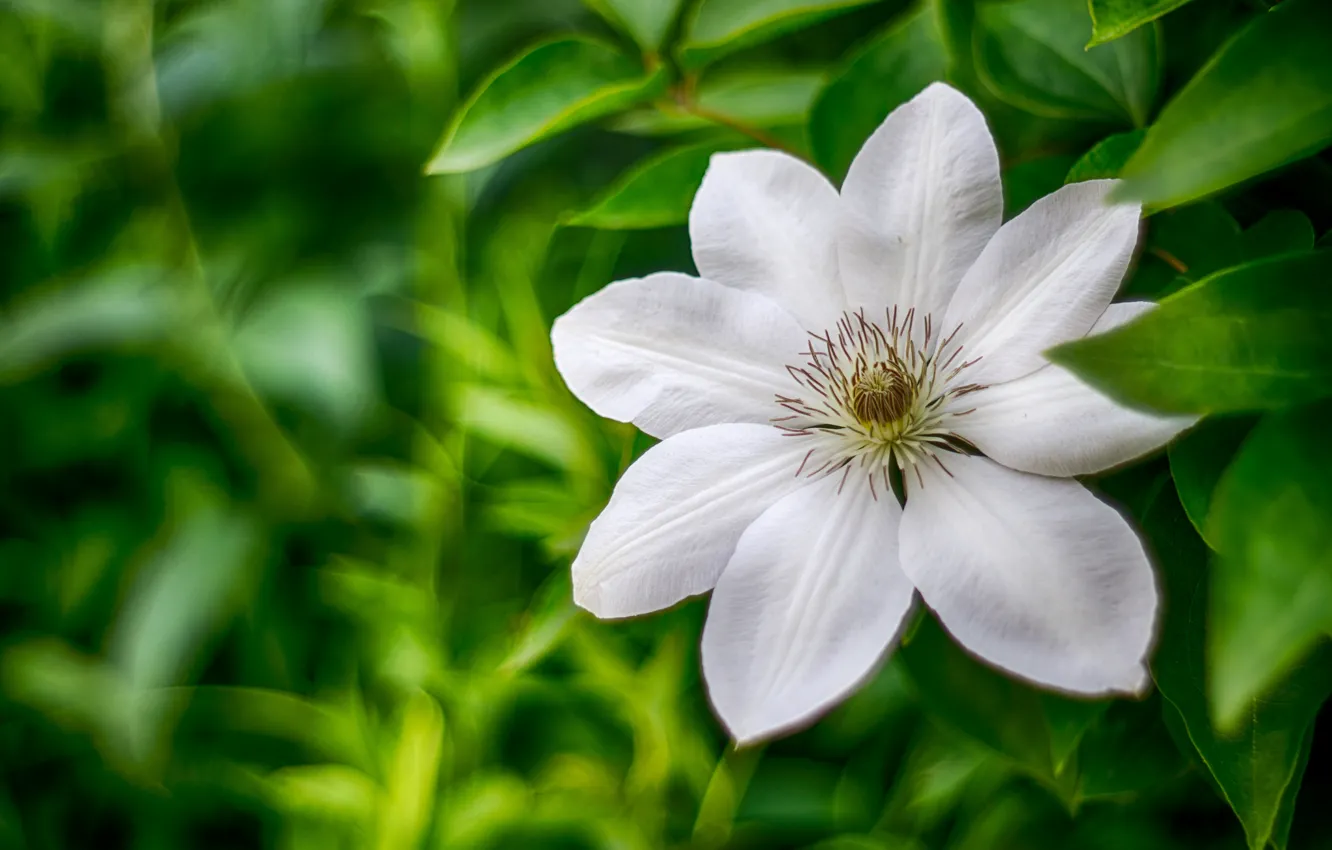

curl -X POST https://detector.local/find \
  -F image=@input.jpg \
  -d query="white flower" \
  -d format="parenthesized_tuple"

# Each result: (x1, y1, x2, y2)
(551, 83, 1195, 745)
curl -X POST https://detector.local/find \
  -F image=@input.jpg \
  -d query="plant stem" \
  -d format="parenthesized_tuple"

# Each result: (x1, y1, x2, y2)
(672, 88, 804, 158)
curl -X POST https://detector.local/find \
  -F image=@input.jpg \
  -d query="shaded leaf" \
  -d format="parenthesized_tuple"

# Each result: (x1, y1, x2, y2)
(1167, 415, 1257, 550)
(809, 6, 949, 181)
(427, 36, 666, 173)
(1116, 0, 1332, 208)
(679, 0, 878, 68)
(1139, 485, 1331, 850)
(1063, 129, 1145, 183)
(1207, 402, 1332, 731)
(975, 0, 1160, 126)
(583, 0, 684, 50)
(563, 140, 745, 229)
(1049, 251, 1332, 415)
(1089, 0, 1196, 46)
(611, 68, 824, 135)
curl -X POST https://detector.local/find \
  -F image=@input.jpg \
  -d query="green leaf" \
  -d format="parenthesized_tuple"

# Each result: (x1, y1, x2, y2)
(1121, 201, 1241, 299)
(611, 68, 824, 135)
(563, 140, 743, 229)
(974, 0, 1160, 126)
(1075, 697, 1188, 801)
(1138, 486, 1330, 850)
(1167, 415, 1256, 550)
(1063, 129, 1145, 183)
(679, 0, 878, 68)
(426, 36, 666, 173)
(1239, 210, 1317, 260)
(582, 0, 684, 50)
(1116, 0, 1332, 208)
(1206, 402, 1332, 732)
(1049, 251, 1332, 415)
(1088, 0, 1196, 46)
(809, 7, 949, 181)
(1003, 153, 1081, 218)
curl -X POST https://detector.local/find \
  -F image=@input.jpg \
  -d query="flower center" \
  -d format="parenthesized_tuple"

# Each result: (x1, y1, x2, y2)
(773, 308, 984, 495)
(849, 363, 914, 426)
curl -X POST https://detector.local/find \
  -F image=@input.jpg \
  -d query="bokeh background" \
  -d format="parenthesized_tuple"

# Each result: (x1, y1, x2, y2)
(2, 0, 1332, 848)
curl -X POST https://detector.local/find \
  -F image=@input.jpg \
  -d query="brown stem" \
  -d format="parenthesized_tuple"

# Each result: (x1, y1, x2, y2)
(672, 88, 804, 159)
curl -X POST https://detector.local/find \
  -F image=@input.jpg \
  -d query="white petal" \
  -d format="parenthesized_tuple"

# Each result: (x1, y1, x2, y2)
(701, 471, 915, 745)
(551, 273, 807, 439)
(690, 149, 845, 331)
(573, 424, 810, 619)
(943, 180, 1142, 386)
(839, 83, 1003, 329)
(956, 302, 1198, 477)
(899, 454, 1157, 695)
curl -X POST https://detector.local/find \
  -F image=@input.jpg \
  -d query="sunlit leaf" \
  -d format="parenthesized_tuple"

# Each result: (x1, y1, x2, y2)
(1063, 129, 1144, 183)
(582, 0, 684, 50)
(1050, 251, 1332, 414)
(427, 36, 666, 173)
(1116, 0, 1332, 208)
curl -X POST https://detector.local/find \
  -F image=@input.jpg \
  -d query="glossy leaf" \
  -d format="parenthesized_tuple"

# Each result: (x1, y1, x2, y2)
(563, 140, 745, 229)
(679, 0, 878, 68)
(1207, 402, 1332, 732)
(1139, 486, 1330, 850)
(974, 0, 1160, 126)
(1088, 0, 1196, 46)
(1116, 0, 1332, 208)
(1049, 251, 1332, 415)
(809, 6, 949, 181)
(426, 36, 665, 173)
(583, 0, 684, 50)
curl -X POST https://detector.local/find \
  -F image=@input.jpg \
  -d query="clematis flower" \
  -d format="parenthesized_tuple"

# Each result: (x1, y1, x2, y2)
(551, 83, 1195, 744)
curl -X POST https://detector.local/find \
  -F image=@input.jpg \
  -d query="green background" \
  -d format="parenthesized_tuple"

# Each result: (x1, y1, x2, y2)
(2, 0, 1332, 848)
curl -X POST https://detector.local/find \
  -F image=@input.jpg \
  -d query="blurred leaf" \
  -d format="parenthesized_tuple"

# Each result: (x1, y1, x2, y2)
(1049, 251, 1332, 415)
(1040, 694, 1106, 776)
(679, 0, 878, 68)
(611, 68, 824, 135)
(974, 0, 1160, 126)
(564, 140, 743, 229)
(809, 6, 949, 181)
(1121, 201, 1241, 299)
(375, 691, 444, 850)
(1003, 153, 1081, 217)
(1207, 402, 1332, 732)
(1239, 210, 1317, 259)
(427, 36, 666, 173)
(1075, 698, 1187, 801)
(452, 384, 600, 474)
(1116, 0, 1332, 208)
(583, 0, 684, 50)
(0, 270, 183, 382)
(1088, 0, 1195, 46)
(232, 281, 380, 433)
(1063, 129, 1144, 183)
(437, 773, 533, 849)
(499, 571, 577, 674)
(1140, 485, 1331, 850)
(267, 764, 379, 823)
(1167, 415, 1256, 550)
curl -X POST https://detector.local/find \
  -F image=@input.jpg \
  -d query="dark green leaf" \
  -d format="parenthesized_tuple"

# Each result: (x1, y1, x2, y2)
(583, 0, 684, 50)
(1122, 201, 1242, 299)
(1049, 251, 1332, 415)
(1239, 210, 1317, 260)
(1076, 697, 1187, 801)
(611, 68, 823, 135)
(1167, 415, 1256, 550)
(426, 37, 666, 173)
(563, 140, 744, 229)
(1137, 485, 1330, 850)
(1116, 0, 1332, 208)
(1088, 0, 1195, 46)
(1063, 129, 1145, 183)
(1207, 402, 1332, 731)
(809, 7, 949, 181)
(679, 0, 878, 68)
(1004, 153, 1081, 218)
(975, 0, 1160, 126)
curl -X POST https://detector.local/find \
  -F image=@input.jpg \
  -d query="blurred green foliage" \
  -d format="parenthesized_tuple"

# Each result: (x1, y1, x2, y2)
(2, 0, 1332, 849)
